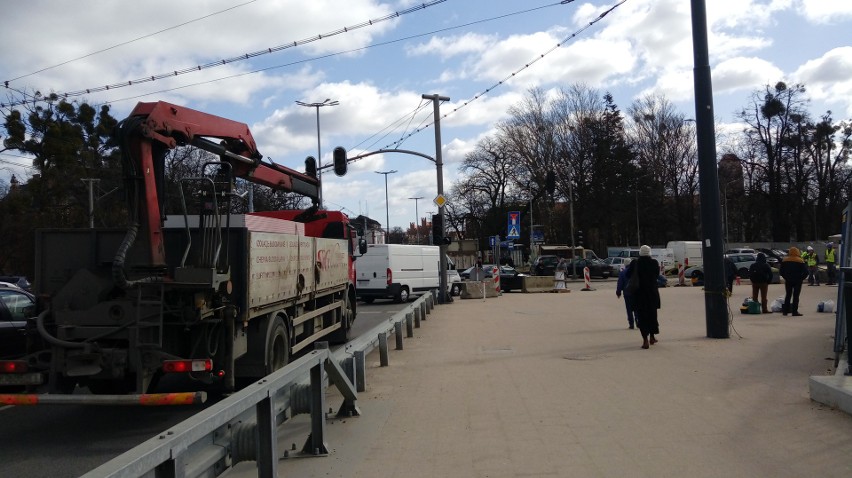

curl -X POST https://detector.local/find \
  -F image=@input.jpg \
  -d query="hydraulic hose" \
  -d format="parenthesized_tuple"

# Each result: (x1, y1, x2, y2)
(35, 309, 85, 349)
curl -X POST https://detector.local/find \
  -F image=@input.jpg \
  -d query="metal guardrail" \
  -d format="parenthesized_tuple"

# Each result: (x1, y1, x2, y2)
(81, 291, 438, 478)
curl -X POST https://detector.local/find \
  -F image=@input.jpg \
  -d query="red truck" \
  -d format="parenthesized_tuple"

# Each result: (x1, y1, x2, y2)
(1, 101, 363, 404)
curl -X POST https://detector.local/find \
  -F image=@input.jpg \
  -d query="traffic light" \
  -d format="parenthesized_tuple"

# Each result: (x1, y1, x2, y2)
(577, 230, 584, 246)
(545, 171, 555, 195)
(305, 156, 317, 178)
(332, 147, 348, 176)
(431, 213, 443, 246)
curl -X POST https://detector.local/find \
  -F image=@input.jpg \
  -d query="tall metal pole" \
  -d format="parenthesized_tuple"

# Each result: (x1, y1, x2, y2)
(81, 178, 100, 229)
(529, 194, 534, 263)
(376, 170, 397, 242)
(635, 189, 640, 246)
(296, 99, 339, 207)
(422, 93, 451, 303)
(409, 196, 423, 244)
(691, 0, 728, 338)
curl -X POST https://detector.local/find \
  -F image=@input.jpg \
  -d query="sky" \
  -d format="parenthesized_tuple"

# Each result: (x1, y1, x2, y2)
(1, 0, 851, 233)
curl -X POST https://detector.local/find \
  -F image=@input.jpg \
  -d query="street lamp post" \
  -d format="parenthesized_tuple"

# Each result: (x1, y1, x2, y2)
(296, 98, 339, 206)
(376, 170, 397, 242)
(409, 196, 423, 244)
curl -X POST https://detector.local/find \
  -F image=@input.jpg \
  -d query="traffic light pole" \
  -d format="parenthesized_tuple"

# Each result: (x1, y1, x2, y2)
(423, 93, 451, 303)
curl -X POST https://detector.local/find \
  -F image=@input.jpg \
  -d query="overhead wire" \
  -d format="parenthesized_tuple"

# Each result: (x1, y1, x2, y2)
(1, 0, 449, 108)
(377, 0, 628, 150)
(5, 0, 260, 85)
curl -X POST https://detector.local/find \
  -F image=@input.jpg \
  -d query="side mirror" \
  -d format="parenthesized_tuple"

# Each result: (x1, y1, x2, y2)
(358, 238, 368, 255)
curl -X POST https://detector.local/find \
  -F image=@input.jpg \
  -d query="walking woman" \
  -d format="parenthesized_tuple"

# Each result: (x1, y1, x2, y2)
(630, 245, 662, 349)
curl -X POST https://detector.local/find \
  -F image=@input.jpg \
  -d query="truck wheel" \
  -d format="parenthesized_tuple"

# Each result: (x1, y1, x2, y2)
(265, 317, 289, 375)
(394, 286, 410, 303)
(329, 292, 354, 344)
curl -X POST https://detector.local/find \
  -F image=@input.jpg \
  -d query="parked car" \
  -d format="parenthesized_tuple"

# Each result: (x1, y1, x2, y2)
(0, 276, 31, 291)
(565, 258, 611, 279)
(726, 253, 758, 279)
(604, 257, 632, 275)
(725, 248, 756, 255)
(531, 255, 560, 276)
(447, 268, 462, 296)
(755, 248, 786, 266)
(461, 264, 526, 292)
(684, 253, 769, 282)
(0, 284, 38, 360)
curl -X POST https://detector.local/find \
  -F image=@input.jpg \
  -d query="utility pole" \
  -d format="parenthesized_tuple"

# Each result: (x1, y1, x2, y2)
(376, 170, 397, 243)
(81, 178, 100, 228)
(296, 98, 339, 207)
(691, 0, 728, 338)
(422, 93, 451, 303)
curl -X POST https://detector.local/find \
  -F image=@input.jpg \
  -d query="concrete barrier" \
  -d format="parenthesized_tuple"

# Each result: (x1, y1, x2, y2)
(459, 281, 499, 299)
(521, 276, 556, 293)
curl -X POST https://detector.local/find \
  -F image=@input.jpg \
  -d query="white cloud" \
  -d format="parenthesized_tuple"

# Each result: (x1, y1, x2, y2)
(794, 47, 852, 116)
(406, 33, 496, 58)
(798, 0, 852, 24)
(711, 57, 785, 95)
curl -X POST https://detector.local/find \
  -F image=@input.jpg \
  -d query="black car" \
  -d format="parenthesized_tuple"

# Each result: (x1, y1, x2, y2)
(532, 255, 560, 276)
(460, 264, 525, 292)
(564, 258, 611, 279)
(0, 285, 37, 360)
(755, 248, 786, 267)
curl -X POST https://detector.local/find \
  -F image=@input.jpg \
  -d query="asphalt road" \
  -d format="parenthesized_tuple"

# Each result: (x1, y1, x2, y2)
(0, 298, 412, 478)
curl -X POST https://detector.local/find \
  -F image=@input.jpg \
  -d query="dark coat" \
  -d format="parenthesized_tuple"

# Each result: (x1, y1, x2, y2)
(779, 248, 808, 285)
(630, 255, 661, 311)
(748, 253, 773, 284)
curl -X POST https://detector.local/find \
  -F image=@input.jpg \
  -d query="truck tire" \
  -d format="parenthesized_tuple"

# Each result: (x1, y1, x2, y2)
(394, 286, 410, 303)
(265, 317, 289, 375)
(329, 290, 354, 344)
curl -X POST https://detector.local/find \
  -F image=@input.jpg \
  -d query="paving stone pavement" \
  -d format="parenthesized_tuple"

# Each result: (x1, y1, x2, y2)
(234, 280, 852, 477)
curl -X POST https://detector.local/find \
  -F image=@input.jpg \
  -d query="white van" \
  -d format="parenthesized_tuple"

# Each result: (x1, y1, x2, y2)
(356, 244, 440, 303)
(666, 241, 703, 267)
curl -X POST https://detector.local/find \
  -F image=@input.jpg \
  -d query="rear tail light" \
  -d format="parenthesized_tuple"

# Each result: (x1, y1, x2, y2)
(162, 359, 213, 373)
(387, 267, 392, 286)
(0, 360, 28, 373)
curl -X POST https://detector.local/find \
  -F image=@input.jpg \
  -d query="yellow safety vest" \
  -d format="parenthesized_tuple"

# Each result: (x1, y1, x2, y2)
(826, 248, 835, 263)
(804, 252, 817, 266)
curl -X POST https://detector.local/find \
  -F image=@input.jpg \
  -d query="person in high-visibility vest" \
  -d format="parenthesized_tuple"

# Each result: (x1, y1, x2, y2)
(825, 242, 836, 285)
(802, 246, 820, 286)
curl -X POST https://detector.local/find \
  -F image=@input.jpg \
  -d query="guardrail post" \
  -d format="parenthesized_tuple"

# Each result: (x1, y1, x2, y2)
(341, 357, 356, 387)
(354, 350, 366, 392)
(420, 302, 428, 321)
(257, 395, 277, 478)
(405, 312, 414, 337)
(414, 307, 421, 328)
(301, 358, 329, 456)
(394, 321, 404, 350)
(378, 332, 389, 366)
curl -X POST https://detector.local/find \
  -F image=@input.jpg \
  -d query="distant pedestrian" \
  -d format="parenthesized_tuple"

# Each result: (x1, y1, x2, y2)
(615, 259, 637, 329)
(825, 242, 837, 285)
(779, 247, 808, 317)
(748, 252, 773, 313)
(630, 245, 661, 349)
(724, 256, 737, 293)
(803, 246, 820, 286)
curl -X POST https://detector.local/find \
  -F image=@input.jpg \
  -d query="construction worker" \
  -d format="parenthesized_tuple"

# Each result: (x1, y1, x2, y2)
(825, 242, 836, 285)
(803, 246, 820, 286)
